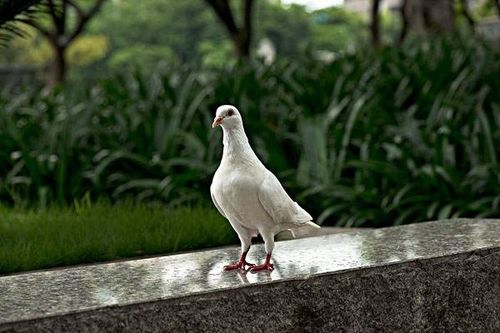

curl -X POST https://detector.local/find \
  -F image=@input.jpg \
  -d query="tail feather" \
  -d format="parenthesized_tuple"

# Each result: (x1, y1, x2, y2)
(286, 221, 320, 239)
(305, 221, 321, 229)
(293, 201, 313, 223)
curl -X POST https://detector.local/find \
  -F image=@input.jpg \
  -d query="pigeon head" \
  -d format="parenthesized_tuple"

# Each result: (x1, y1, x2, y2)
(212, 105, 242, 129)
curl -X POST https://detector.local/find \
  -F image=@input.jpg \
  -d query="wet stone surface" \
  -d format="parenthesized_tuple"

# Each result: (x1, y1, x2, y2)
(0, 219, 499, 332)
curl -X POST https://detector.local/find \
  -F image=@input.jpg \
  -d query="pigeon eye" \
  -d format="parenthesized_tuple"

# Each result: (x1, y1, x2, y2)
(227, 109, 235, 117)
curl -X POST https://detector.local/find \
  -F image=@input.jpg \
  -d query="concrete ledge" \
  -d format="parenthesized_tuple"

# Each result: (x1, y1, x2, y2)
(1, 219, 499, 332)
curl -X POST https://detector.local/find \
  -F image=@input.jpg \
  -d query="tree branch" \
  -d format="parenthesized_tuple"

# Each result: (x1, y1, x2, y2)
(46, 0, 64, 36)
(240, 0, 254, 54)
(203, 0, 239, 35)
(243, 0, 253, 33)
(66, 0, 84, 17)
(493, 0, 500, 19)
(398, 0, 408, 44)
(460, 0, 475, 32)
(370, 0, 381, 48)
(67, 0, 106, 43)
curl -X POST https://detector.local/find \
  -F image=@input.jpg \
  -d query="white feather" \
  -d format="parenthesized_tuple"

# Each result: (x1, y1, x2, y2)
(210, 105, 319, 254)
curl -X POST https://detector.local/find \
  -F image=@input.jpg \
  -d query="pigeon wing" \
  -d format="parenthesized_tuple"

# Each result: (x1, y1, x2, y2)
(257, 171, 313, 226)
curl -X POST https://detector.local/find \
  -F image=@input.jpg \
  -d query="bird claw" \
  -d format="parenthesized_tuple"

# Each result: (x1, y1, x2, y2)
(249, 263, 274, 273)
(223, 260, 255, 271)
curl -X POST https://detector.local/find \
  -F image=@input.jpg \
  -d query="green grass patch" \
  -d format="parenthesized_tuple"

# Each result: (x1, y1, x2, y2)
(0, 203, 237, 275)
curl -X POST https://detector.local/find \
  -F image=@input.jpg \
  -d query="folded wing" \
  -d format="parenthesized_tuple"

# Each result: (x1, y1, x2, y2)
(257, 171, 313, 226)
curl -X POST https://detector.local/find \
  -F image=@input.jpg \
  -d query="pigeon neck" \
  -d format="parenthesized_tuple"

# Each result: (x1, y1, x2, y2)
(222, 126, 258, 163)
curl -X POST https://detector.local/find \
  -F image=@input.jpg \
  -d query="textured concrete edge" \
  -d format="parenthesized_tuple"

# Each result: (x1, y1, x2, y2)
(2, 244, 497, 325)
(0, 227, 368, 279)
(1, 247, 499, 333)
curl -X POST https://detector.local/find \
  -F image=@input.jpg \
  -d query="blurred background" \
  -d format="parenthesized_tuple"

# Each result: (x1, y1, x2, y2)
(0, 0, 499, 273)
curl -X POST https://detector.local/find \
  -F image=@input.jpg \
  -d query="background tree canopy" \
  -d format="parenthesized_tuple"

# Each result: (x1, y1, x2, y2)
(88, 0, 318, 69)
(1, 0, 370, 77)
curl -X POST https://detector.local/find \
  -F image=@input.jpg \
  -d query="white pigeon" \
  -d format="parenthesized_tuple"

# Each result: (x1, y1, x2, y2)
(210, 105, 320, 272)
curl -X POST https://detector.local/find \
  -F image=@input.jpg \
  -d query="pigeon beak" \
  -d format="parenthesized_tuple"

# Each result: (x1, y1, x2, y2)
(212, 116, 224, 128)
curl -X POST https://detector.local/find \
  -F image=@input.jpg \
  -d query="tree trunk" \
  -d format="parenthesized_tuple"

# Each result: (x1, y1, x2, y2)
(203, 0, 254, 60)
(239, 0, 253, 58)
(49, 42, 66, 88)
(232, 32, 250, 58)
(399, 0, 409, 44)
(494, 0, 500, 19)
(460, 0, 475, 32)
(403, 0, 454, 36)
(370, 0, 382, 48)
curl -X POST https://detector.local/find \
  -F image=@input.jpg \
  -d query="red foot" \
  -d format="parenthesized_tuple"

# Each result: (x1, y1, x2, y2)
(249, 262, 274, 272)
(224, 260, 255, 271)
(224, 250, 255, 271)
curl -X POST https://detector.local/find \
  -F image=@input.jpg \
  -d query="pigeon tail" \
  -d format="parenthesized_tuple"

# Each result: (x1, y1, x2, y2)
(292, 202, 315, 224)
(288, 207, 320, 232)
(287, 221, 320, 239)
(305, 221, 321, 229)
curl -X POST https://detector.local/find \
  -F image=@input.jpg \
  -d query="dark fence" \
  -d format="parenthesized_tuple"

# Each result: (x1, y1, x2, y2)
(0, 65, 46, 89)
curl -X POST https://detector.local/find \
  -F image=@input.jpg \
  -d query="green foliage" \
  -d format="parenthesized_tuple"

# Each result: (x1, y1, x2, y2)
(108, 44, 177, 72)
(1, 65, 217, 207)
(199, 40, 234, 69)
(89, 0, 226, 64)
(0, 202, 236, 274)
(89, 0, 314, 69)
(310, 6, 367, 51)
(475, 1, 499, 18)
(380, 10, 401, 44)
(67, 34, 110, 67)
(1, 36, 499, 227)
(0, 25, 110, 67)
(255, 3, 311, 56)
(0, 25, 50, 64)
(2, 1, 367, 73)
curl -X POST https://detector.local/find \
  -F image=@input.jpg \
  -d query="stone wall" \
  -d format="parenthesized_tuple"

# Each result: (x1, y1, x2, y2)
(1, 219, 499, 332)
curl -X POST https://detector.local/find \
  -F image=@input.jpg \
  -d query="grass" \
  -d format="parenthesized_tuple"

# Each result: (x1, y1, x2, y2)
(0, 202, 237, 274)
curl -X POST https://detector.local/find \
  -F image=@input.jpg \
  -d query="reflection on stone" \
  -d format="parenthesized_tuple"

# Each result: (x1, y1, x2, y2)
(0, 218, 499, 325)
